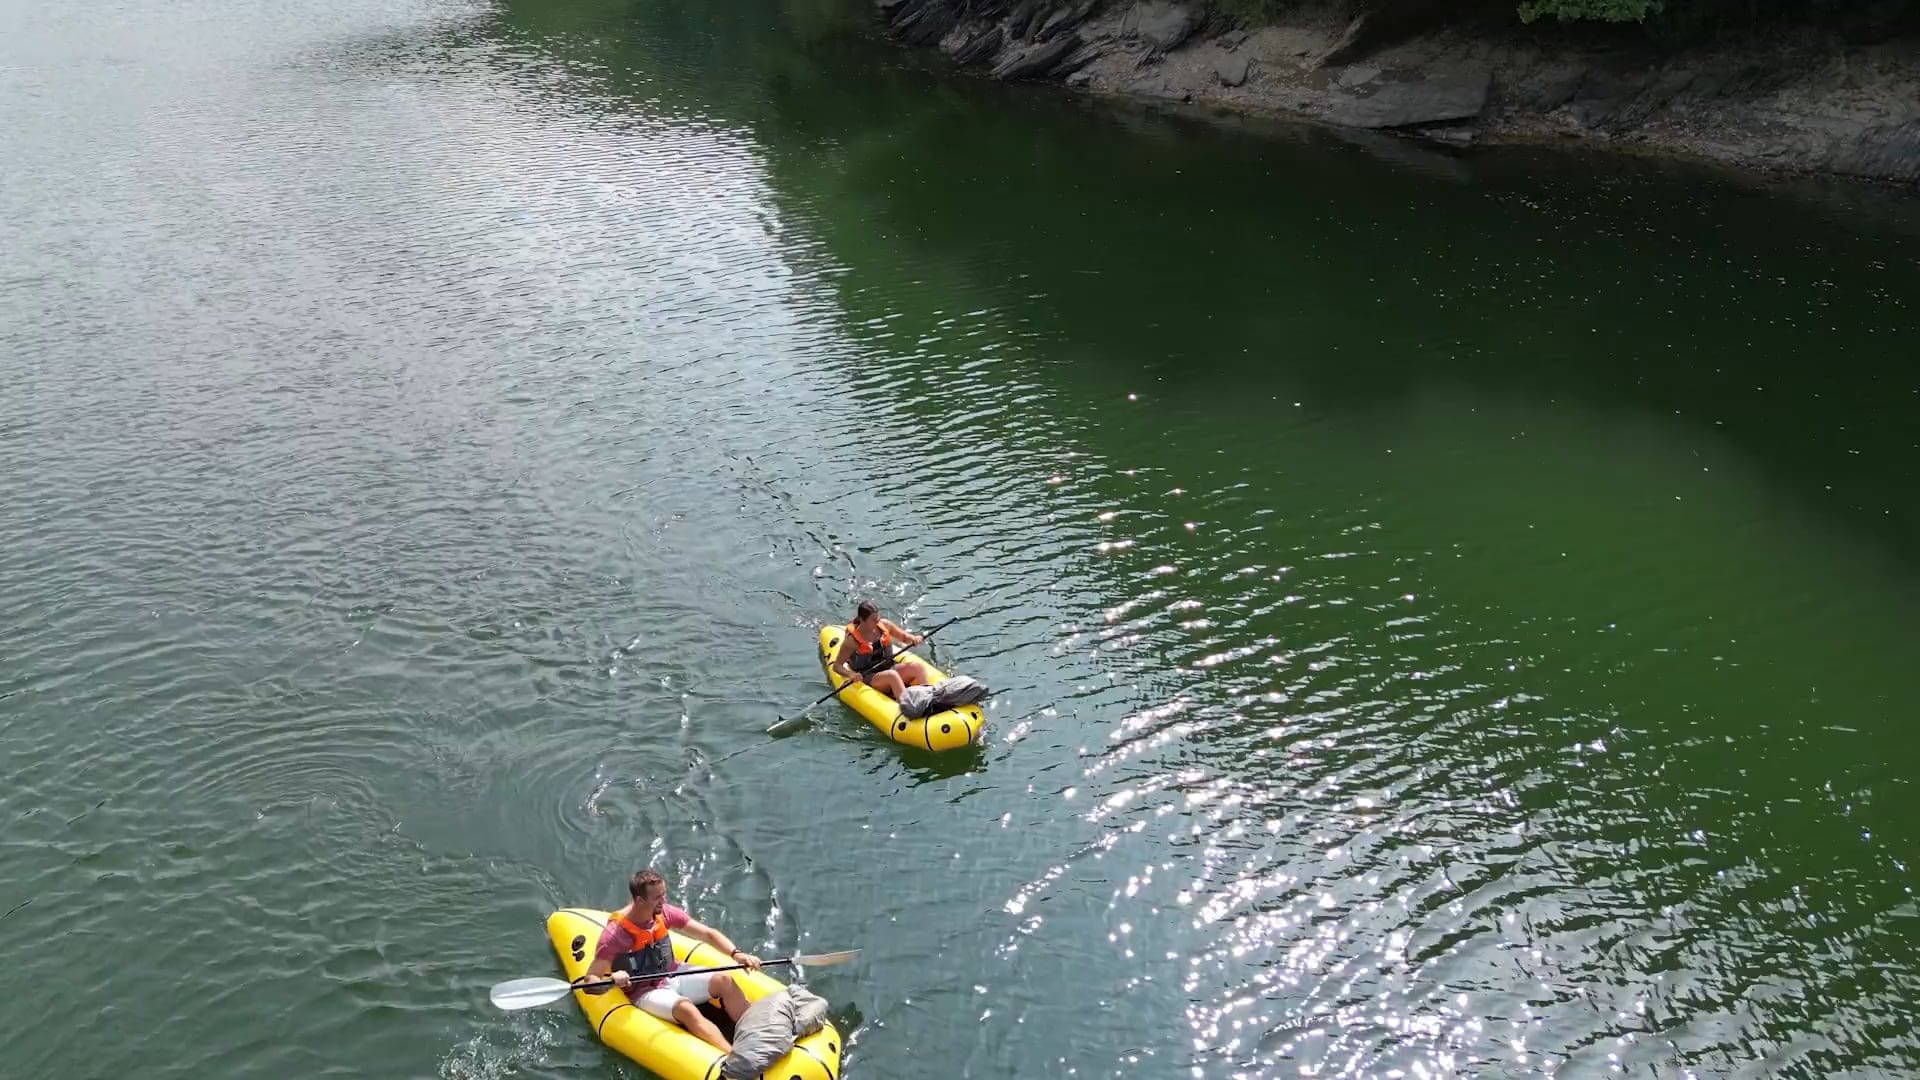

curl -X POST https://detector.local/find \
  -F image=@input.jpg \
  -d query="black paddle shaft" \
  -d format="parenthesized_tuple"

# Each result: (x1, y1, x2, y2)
(571, 956, 795, 993)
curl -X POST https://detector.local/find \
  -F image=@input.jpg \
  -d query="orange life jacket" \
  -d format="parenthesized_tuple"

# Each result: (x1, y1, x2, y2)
(846, 622, 891, 655)
(610, 906, 674, 983)
(611, 908, 667, 945)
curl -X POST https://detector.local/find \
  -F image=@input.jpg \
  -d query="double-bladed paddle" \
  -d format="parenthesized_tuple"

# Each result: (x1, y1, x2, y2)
(488, 949, 861, 1011)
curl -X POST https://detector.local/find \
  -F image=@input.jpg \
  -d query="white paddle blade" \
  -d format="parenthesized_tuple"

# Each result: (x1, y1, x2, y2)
(489, 976, 578, 1011)
(793, 949, 860, 968)
(765, 714, 811, 737)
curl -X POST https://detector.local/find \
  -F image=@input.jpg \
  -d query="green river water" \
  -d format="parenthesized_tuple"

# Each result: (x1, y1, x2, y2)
(3, 0, 1918, 1076)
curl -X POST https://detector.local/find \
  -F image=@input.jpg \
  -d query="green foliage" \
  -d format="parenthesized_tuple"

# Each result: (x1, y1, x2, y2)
(1516, 0, 1662, 23)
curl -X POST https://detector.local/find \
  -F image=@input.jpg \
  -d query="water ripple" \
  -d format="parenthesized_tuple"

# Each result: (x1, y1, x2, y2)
(6, 0, 1920, 1078)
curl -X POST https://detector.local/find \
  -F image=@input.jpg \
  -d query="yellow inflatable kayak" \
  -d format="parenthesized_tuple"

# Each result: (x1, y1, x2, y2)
(543, 908, 843, 1080)
(815, 626, 983, 751)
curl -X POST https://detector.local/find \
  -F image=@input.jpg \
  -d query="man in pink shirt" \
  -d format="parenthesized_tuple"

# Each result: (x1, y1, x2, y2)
(573, 868, 763, 1052)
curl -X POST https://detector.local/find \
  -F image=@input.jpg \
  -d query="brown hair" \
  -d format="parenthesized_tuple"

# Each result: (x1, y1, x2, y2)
(855, 600, 878, 622)
(628, 869, 665, 900)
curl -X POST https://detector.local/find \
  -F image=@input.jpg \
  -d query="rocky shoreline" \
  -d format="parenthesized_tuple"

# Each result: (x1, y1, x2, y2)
(876, 0, 1920, 184)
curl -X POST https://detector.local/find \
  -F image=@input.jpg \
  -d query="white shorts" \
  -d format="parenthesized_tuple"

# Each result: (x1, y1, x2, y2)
(634, 967, 716, 1021)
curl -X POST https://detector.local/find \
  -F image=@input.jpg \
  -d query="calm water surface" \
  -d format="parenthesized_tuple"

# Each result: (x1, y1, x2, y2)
(3, 0, 1918, 1077)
